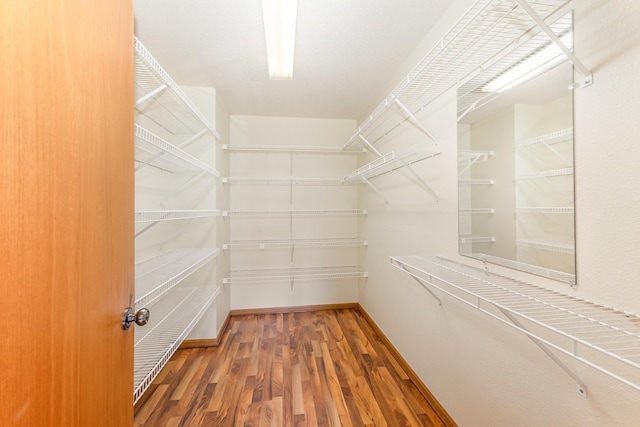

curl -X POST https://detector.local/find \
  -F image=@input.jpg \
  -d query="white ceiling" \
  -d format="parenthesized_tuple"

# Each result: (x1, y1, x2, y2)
(133, 0, 453, 120)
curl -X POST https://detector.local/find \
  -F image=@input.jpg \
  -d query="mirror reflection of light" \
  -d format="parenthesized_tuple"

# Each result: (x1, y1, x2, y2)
(483, 33, 573, 93)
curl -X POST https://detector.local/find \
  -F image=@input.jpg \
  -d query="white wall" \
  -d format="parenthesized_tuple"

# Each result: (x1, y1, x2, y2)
(358, 0, 640, 426)
(228, 115, 360, 310)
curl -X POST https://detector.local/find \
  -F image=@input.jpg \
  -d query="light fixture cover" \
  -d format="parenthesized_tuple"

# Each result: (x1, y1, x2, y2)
(262, 0, 298, 80)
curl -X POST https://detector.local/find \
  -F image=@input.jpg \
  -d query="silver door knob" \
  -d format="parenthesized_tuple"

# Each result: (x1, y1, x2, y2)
(122, 307, 150, 330)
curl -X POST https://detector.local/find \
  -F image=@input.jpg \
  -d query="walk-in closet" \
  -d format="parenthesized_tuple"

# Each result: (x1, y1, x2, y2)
(3, 0, 640, 426)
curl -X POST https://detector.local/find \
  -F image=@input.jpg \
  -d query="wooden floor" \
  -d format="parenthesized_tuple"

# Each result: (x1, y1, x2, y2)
(134, 309, 445, 426)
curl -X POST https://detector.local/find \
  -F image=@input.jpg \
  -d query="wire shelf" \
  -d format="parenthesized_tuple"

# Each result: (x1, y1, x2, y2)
(457, 14, 573, 119)
(134, 37, 219, 140)
(342, 150, 441, 182)
(135, 124, 219, 176)
(517, 239, 575, 254)
(133, 285, 220, 403)
(390, 255, 640, 393)
(134, 210, 219, 224)
(223, 238, 368, 250)
(134, 248, 220, 309)
(464, 253, 575, 284)
(222, 209, 367, 218)
(516, 167, 573, 180)
(515, 127, 573, 148)
(516, 207, 574, 214)
(222, 177, 348, 186)
(223, 144, 365, 154)
(343, 0, 572, 149)
(223, 266, 367, 285)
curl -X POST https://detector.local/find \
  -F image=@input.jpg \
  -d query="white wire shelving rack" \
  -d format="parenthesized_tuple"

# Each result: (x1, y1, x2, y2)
(134, 37, 221, 403)
(224, 144, 364, 154)
(457, 13, 574, 120)
(133, 285, 220, 403)
(135, 209, 220, 224)
(222, 209, 366, 218)
(516, 207, 574, 214)
(342, 0, 591, 151)
(223, 177, 349, 186)
(223, 238, 367, 251)
(517, 239, 575, 254)
(135, 36, 219, 141)
(465, 252, 575, 284)
(342, 150, 442, 203)
(390, 255, 640, 395)
(223, 266, 367, 285)
(135, 124, 220, 176)
(134, 248, 220, 309)
(515, 127, 573, 149)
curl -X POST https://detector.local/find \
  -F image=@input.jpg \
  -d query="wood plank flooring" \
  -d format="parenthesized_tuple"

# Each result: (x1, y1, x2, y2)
(134, 309, 446, 426)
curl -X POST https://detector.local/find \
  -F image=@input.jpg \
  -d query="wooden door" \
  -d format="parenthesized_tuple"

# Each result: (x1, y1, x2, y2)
(0, 1, 134, 425)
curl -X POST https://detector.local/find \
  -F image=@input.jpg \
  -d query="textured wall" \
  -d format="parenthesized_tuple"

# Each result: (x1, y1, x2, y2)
(359, 0, 640, 425)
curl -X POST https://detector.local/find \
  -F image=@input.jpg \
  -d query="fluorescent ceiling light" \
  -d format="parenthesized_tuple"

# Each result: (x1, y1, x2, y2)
(483, 32, 573, 93)
(262, 0, 297, 80)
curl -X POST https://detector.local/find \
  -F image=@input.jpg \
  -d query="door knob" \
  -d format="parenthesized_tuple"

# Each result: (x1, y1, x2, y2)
(122, 307, 150, 330)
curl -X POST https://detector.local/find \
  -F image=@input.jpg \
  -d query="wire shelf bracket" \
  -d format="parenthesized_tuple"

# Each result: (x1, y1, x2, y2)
(390, 255, 640, 395)
(514, 0, 592, 87)
(343, 150, 442, 203)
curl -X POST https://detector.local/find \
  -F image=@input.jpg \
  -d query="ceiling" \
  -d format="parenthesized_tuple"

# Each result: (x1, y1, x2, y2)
(133, 0, 453, 121)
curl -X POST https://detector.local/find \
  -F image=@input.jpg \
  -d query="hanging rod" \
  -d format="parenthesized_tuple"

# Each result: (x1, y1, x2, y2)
(515, 128, 573, 148)
(516, 167, 573, 180)
(390, 255, 640, 395)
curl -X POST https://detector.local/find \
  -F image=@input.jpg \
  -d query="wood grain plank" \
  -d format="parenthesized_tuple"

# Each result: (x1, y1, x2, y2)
(135, 308, 453, 426)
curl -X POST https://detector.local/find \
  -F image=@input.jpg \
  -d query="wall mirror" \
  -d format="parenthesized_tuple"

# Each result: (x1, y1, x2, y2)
(457, 12, 575, 285)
